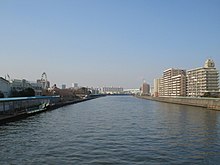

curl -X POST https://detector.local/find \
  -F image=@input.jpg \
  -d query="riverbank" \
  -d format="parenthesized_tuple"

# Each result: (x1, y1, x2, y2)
(0, 95, 104, 125)
(138, 96, 220, 111)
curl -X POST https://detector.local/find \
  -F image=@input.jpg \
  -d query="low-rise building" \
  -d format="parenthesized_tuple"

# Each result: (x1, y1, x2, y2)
(10, 79, 32, 92)
(30, 82, 43, 96)
(102, 87, 124, 94)
(11, 79, 43, 96)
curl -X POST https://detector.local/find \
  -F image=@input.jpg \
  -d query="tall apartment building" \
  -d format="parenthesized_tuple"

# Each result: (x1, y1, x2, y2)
(154, 78, 164, 97)
(187, 59, 219, 97)
(171, 74, 186, 96)
(140, 81, 150, 95)
(158, 78, 164, 96)
(162, 68, 186, 96)
(153, 79, 159, 97)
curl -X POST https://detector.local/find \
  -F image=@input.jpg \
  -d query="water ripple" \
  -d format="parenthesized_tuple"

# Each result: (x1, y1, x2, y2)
(1, 96, 220, 164)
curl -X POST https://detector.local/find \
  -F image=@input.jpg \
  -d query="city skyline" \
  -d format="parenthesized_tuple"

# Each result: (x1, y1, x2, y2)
(1, 0, 220, 88)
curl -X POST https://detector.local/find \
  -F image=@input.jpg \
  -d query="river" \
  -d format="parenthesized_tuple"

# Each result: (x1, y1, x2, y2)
(0, 96, 220, 164)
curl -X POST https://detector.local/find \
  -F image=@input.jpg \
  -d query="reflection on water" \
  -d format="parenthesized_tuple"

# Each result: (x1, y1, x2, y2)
(0, 96, 220, 164)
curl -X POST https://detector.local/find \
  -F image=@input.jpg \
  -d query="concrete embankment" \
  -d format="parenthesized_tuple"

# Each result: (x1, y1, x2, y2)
(138, 96, 220, 111)
(0, 95, 104, 125)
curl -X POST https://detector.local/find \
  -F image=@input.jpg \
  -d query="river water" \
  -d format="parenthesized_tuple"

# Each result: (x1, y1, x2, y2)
(0, 96, 220, 164)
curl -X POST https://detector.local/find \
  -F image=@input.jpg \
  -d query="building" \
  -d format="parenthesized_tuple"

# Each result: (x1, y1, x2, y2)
(102, 87, 124, 94)
(171, 74, 186, 96)
(162, 68, 186, 96)
(89, 87, 100, 95)
(154, 78, 165, 97)
(153, 78, 160, 97)
(30, 82, 43, 96)
(187, 59, 219, 97)
(140, 81, 150, 95)
(158, 77, 164, 96)
(37, 79, 50, 89)
(72, 83, 79, 89)
(62, 84, 66, 89)
(10, 79, 32, 92)
(0, 77, 11, 97)
(11, 79, 43, 96)
(123, 88, 140, 95)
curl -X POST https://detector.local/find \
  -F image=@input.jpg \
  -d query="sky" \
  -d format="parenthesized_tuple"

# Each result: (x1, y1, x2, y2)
(0, 0, 220, 88)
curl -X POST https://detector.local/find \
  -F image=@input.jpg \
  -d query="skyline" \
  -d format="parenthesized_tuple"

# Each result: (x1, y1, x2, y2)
(1, 0, 220, 88)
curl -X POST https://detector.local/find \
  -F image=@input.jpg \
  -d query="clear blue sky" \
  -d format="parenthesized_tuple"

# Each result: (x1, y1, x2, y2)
(0, 0, 220, 88)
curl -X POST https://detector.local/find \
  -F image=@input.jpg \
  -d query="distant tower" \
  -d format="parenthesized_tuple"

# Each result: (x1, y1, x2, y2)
(62, 84, 66, 89)
(141, 80, 150, 95)
(73, 83, 78, 88)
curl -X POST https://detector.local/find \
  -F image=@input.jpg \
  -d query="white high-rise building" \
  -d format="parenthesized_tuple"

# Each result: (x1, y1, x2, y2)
(72, 83, 79, 89)
(187, 59, 219, 97)
(162, 68, 186, 96)
(153, 78, 160, 97)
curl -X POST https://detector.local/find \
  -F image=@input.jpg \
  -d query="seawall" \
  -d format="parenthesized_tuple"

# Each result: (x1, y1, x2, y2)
(0, 95, 105, 125)
(138, 96, 220, 111)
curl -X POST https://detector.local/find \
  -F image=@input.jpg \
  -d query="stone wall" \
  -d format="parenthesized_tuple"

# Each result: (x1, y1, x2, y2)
(139, 96, 220, 111)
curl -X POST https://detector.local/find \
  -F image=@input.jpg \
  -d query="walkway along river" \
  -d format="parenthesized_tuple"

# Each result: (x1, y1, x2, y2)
(0, 96, 220, 164)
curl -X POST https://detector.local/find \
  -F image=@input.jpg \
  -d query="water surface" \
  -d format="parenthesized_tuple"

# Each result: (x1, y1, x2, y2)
(0, 96, 220, 164)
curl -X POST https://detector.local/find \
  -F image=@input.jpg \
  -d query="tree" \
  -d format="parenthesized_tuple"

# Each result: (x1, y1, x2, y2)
(0, 91, 4, 98)
(23, 88, 35, 97)
(11, 90, 19, 97)
(203, 92, 211, 97)
(11, 88, 35, 97)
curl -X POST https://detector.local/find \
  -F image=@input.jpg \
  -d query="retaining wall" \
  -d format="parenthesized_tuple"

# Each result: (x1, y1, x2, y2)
(139, 96, 220, 111)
